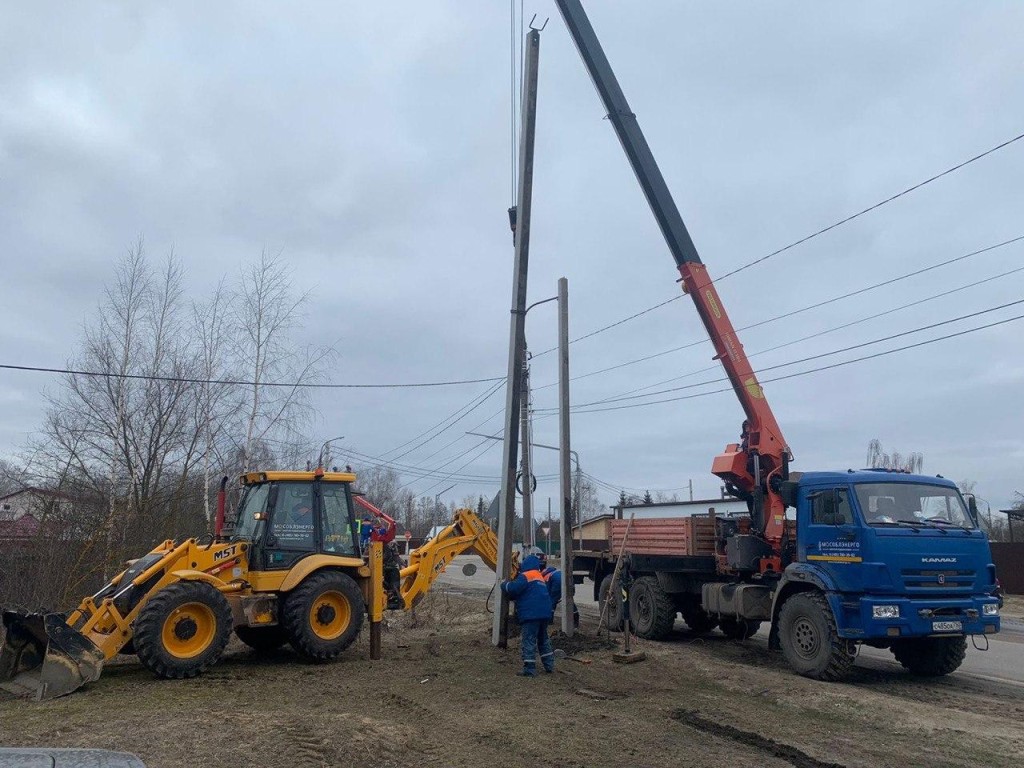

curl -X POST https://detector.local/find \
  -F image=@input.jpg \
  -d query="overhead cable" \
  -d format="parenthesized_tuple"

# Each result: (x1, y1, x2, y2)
(534, 131, 1024, 353)
(534, 233, 1024, 389)
(566, 312, 1024, 415)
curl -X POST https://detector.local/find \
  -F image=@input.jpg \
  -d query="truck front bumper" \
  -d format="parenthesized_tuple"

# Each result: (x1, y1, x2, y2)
(832, 595, 1000, 640)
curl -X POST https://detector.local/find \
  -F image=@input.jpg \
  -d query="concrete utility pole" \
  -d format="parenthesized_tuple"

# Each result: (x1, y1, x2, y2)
(494, 28, 541, 648)
(520, 356, 534, 547)
(558, 276, 575, 636)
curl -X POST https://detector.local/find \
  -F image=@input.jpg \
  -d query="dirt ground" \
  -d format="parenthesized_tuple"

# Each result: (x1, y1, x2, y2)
(2, 589, 1022, 768)
(1001, 594, 1024, 621)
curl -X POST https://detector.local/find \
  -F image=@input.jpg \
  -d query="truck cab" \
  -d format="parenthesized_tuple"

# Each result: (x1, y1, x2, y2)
(768, 469, 1000, 678)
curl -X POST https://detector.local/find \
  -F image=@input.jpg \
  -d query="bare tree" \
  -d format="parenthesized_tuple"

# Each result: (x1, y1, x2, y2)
(192, 280, 238, 524)
(232, 252, 334, 474)
(866, 439, 924, 473)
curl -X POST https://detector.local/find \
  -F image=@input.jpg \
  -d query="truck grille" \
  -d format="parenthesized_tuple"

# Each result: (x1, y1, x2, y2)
(900, 569, 975, 589)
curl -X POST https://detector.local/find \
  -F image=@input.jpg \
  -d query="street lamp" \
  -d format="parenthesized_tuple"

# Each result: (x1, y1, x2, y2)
(433, 484, 455, 537)
(316, 435, 345, 469)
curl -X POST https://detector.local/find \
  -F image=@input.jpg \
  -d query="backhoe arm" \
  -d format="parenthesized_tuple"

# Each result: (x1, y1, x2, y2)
(398, 509, 501, 609)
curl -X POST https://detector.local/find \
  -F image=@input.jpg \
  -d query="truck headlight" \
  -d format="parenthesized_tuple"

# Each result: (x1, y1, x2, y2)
(982, 603, 999, 616)
(872, 605, 900, 619)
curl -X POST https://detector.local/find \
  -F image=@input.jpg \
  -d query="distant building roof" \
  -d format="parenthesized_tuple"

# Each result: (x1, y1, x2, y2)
(0, 512, 40, 539)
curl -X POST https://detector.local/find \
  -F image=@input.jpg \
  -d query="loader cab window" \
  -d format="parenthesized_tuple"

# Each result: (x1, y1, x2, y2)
(271, 483, 317, 550)
(321, 483, 358, 555)
(233, 482, 270, 542)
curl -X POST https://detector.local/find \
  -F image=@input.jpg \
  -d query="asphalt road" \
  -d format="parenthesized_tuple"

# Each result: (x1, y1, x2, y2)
(437, 554, 1024, 689)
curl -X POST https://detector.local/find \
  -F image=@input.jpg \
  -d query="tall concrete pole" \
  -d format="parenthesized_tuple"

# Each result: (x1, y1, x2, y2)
(557, 276, 575, 637)
(520, 357, 534, 547)
(494, 28, 541, 648)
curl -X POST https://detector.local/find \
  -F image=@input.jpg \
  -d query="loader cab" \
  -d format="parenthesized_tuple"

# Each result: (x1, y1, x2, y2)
(232, 471, 361, 570)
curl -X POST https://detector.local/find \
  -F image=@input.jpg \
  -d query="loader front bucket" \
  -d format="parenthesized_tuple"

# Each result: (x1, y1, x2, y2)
(0, 611, 104, 700)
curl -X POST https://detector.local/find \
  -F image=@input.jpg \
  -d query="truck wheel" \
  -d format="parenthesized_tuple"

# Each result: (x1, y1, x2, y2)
(891, 636, 967, 677)
(629, 576, 676, 640)
(778, 592, 854, 681)
(720, 616, 761, 640)
(235, 625, 288, 654)
(282, 570, 364, 662)
(134, 581, 233, 679)
(680, 596, 718, 634)
(597, 574, 624, 632)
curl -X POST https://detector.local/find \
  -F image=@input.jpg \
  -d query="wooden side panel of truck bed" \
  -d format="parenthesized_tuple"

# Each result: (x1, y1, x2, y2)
(609, 517, 716, 556)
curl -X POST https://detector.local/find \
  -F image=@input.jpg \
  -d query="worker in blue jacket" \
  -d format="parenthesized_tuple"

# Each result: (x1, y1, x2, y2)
(501, 553, 555, 676)
(538, 552, 580, 628)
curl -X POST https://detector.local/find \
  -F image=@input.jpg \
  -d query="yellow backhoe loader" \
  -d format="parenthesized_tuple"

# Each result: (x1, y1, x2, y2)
(0, 469, 504, 700)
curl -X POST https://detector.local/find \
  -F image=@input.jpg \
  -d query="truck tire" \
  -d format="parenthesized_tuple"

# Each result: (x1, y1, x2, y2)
(679, 596, 718, 634)
(629, 576, 676, 640)
(891, 636, 967, 677)
(597, 574, 624, 632)
(719, 616, 761, 640)
(778, 592, 854, 681)
(235, 625, 288, 654)
(134, 580, 233, 679)
(282, 570, 364, 662)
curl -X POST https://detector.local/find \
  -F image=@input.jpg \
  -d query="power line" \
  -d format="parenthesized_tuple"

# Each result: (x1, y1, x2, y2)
(584, 263, 1024, 405)
(380, 379, 504, 458)
(534, 130, 1024, 353)
(0, 364, 504, 390)
(534, 233, 1024, 389)
(412, 440, 503, 497)
(566, 312, 1024, 415)
(562, 297, 1024, 408)
(341, 446, 498, 483)
(386, 379, 506, 462)
(717, 130, 1024, 281)
(532, 295, 683, 358)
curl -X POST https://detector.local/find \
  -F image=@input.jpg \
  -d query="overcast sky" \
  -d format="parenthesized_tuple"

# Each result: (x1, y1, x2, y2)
(1, 2, 1022, 514)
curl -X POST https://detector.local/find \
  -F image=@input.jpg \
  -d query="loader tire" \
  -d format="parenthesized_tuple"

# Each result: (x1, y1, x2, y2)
(283, 570, 364, 662)
(720, 617, 761, 640)
(629, 576, 676, 640)
(597, 574, 624, 632)
(891, 636, 966, 677)
(778, 591, 854, 682)
(134, 581, 232, 679)
(680, 596, 718, 634)
(235, 625, 288, 654)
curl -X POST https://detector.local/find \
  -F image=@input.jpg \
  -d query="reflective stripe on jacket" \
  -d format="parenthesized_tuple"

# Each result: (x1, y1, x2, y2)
(501, 555, 553, 621)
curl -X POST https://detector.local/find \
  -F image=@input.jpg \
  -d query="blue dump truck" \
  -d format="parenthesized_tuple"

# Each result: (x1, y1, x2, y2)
(576, 469, 1000, 680)
(553, 0, 1001, 680)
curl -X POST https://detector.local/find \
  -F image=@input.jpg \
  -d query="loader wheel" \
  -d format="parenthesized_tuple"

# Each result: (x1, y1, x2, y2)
(891, 636, 966, 677)
(235, 625, 288, 654)
(719, 617, 761, 641)
(134, 581, 232, 679)
(679, 596, 718, 634)
(629, 576, 676, 640)
(283, 570, 364, 662)
(778, 591, 854, 681)
(597, 574, 623, 632)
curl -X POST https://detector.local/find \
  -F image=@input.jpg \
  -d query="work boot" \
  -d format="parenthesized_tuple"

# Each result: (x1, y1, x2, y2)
(517, 666, 537, 677)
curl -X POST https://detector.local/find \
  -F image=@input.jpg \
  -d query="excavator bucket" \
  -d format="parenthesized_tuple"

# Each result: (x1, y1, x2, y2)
(0, 611, 104, 700)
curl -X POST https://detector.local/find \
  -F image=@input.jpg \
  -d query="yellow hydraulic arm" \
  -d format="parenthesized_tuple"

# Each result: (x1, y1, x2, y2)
(397, 508, 502, 609)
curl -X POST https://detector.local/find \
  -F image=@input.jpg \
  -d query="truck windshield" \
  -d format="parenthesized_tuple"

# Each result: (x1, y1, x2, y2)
(854, 483, 974, 529)
(232, 483, 270, 541)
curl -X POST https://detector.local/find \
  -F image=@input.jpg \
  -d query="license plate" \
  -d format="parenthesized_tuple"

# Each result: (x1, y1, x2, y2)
(932, 620, 963, 633)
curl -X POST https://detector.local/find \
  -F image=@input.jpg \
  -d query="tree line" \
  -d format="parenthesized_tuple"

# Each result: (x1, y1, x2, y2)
(1, 243, 332, 608)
